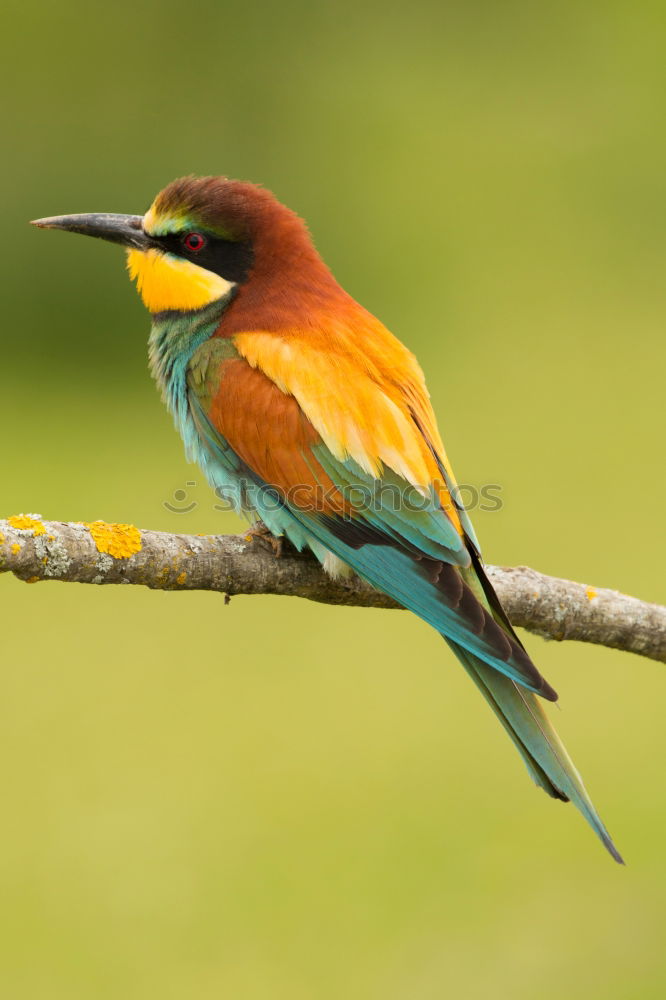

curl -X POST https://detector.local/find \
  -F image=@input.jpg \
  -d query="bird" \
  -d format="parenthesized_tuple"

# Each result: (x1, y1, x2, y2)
(32, 175, 622, 862)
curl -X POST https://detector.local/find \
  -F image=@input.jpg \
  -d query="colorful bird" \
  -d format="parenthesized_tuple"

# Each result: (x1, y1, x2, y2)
(32, 176, 622, 862)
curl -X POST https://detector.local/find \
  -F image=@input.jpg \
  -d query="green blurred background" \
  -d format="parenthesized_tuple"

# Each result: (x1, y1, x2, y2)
(2, 1, 665, 996)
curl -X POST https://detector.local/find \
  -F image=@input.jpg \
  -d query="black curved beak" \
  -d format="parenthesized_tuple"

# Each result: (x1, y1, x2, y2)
(30, 212, 151, 250)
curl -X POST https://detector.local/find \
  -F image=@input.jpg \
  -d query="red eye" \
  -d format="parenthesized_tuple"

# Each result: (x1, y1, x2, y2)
(184, 232, 206, 252)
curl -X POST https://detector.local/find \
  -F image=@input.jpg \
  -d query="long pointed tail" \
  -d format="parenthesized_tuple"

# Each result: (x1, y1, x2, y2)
(447, 640, 623, 863)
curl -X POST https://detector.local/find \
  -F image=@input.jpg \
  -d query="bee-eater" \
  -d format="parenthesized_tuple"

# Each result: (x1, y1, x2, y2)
(33, 176, 622, 862)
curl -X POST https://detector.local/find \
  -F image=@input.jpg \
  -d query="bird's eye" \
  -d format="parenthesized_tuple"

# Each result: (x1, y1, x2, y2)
(183, 232, 206, 252)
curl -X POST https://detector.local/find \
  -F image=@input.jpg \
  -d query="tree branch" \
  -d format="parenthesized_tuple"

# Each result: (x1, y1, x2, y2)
(1, 516, 664, 663)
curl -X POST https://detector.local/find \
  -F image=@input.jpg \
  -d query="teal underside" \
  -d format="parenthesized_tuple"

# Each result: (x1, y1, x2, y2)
(149, 299, 314, 548)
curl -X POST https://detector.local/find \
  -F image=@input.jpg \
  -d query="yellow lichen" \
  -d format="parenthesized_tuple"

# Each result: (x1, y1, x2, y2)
(8, 514, 46, 536)
(85, 520, 142, 559)
(176, 571, 187, 585)
(11, 543, 21, 555)
(586, 587, 598, 601)
(0, 531, 4, 545)
(25, 576, 40, 584)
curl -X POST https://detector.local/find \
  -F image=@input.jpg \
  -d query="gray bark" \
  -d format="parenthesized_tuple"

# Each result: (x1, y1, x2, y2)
(1, 517, 663, 663)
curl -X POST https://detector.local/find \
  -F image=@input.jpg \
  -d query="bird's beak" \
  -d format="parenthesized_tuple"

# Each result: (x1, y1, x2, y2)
(30, 213, 151, 250)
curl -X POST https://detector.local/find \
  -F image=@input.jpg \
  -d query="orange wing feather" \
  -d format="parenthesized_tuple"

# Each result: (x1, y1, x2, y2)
(209, 357, 351, 517)
(232, 310, 465, 534)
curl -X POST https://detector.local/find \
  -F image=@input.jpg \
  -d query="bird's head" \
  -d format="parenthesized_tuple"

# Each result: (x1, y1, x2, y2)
(32, 175, 314, 314)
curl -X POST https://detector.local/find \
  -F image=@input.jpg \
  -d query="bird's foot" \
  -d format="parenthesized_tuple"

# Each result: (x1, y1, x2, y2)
(245, 522, 284, 558)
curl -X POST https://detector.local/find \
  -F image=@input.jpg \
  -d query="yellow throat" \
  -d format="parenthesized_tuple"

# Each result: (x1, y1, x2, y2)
(126, 247, 235, 314)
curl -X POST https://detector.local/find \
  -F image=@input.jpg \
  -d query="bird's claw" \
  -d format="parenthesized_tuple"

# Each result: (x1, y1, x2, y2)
(246, 522, 284, 558)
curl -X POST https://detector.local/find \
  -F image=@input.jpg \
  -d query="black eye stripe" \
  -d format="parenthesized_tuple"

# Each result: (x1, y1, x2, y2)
(154, 231, 254, 284)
